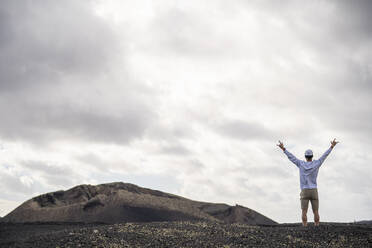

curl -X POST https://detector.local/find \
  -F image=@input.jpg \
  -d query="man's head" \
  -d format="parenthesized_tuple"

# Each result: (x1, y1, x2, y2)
(305, 149, 313, 161)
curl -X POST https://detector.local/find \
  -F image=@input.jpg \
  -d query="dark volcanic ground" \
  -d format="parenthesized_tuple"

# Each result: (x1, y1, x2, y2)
(1, 221, 371, 247)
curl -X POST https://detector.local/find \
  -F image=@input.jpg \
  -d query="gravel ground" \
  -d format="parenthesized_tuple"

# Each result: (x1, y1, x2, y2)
(1, 221, 371, 247)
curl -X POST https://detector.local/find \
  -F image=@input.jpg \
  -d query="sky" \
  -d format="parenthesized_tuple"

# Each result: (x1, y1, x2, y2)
(0, 0, 371, 223)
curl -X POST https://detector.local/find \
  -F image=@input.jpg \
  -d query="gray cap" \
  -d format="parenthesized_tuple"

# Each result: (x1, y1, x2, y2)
(305, 149, 313, 156)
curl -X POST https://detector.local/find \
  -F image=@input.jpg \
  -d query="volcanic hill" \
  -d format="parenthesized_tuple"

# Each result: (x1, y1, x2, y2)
(3, 182, 276, 225)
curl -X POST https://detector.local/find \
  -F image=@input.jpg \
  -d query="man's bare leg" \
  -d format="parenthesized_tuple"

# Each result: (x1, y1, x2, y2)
(313, 210, 320, 226)
(302, 209, 308, 226)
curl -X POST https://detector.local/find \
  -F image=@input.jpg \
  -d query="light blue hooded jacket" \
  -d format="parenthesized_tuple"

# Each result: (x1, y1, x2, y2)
(284, 147, 333, 189)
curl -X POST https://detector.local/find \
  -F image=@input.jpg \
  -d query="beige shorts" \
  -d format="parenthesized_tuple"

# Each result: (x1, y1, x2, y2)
(300, 188, 319, 211)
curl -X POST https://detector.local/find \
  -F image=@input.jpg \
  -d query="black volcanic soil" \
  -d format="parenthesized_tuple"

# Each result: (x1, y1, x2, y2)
(1, 221, 371, 247)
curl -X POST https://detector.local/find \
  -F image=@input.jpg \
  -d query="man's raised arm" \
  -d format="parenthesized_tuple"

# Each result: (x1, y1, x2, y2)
(277, 140, 301, 167)
(318, 138, 339, 165)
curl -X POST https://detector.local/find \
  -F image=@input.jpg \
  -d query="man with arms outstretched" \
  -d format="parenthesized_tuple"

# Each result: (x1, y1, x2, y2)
(277, 138, 339, 226)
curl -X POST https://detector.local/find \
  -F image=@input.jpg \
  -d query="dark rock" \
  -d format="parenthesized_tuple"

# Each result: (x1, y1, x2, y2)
(83, 198, 105, 211)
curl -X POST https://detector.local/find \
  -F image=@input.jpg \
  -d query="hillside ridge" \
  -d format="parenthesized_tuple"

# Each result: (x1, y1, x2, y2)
(3, 182, 277, 225)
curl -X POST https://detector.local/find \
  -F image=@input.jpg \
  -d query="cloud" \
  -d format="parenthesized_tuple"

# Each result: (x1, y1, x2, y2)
(213, 119, 274, 141)
(75, 151, 140, 174)
(75, 153, 108, 172)
(159, 143, 192, 156)
(0, 169, 35, 196)
(144, 120, 197, 142)
(21, 160, 78, 187)
(0, 0, 118, 92)
(147, 6, 235, 58)
(324, 0, 372, 45)
(0, 0, 158, 146)
(0, 99, 156, 145)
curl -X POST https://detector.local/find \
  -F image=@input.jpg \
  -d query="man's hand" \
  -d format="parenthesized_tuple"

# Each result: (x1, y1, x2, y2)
(330, 138, 339, 148)
(277, 140, 285, 151)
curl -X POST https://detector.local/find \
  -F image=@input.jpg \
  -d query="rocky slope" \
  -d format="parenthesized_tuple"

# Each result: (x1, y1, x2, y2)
(357, 220, 372, 225)
(3, 182, 276, 225)
(1, 221, 371, 247)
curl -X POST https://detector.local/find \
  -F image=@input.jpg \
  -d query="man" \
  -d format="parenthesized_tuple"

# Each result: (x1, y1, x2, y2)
(277, 138, 339, 226)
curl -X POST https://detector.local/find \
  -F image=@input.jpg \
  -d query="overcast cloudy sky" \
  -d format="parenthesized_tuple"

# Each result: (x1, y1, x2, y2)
(1, 0, 371, 223)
